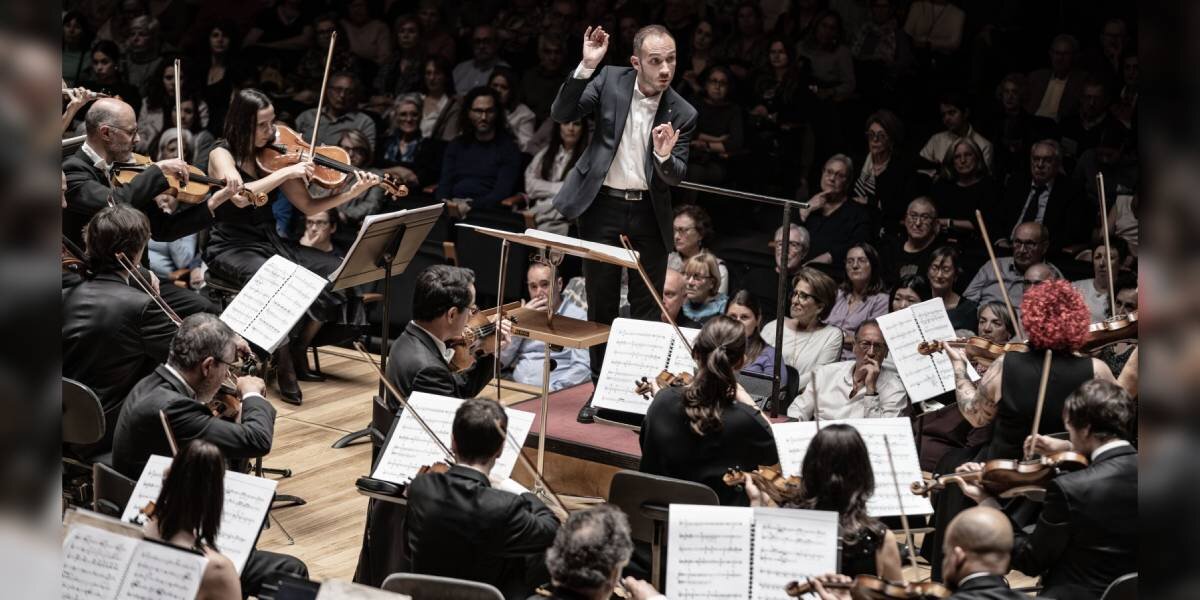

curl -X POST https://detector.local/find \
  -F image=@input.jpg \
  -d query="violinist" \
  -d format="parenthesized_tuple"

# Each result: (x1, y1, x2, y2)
(638, 316, 778, 506)
(744, 425, 903, 581)
(203, 88, 382, 405)
(954, 380, 1137, 600)
(542, 506, 663, 600)
(111, 313, 275, 481)
(62, 205, 178, 457)
(404, 399, 559, 599)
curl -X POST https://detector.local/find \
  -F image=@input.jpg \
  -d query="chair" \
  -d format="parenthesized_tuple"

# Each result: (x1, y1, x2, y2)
(1101, 573, 1137, 600)
(607, 470, 720, 590)
(380, 573, 505, 600)
(92, 462, 136, 517)
(63, 378, 105, 449)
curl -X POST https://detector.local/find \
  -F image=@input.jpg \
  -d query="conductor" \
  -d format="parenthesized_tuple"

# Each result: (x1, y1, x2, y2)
(550, 24, 696, 421)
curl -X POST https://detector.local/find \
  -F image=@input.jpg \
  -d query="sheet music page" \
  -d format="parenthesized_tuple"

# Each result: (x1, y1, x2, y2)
(666, 504, 753, 599)
(123, 454, 278, 573)
(62, 523, 139, 600)
(877, 298, 958, 402)
(522, 228, 639, 265)
(114, 540, 207, 600)
(750, 508, 839, 600)
(220, 255, 326, 352)
(316, 579, 412, 599)
(371, 392, 535, 484)
(772, 419, 933, 516)
(593, 318, 700, 415)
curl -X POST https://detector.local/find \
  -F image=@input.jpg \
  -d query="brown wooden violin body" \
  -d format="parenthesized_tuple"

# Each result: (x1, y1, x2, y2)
(785, 576, 950, 599)
(917, 337, 1029, 370)
(256, 124, 408, 197)
(634, 370, 696, 399)
(447, 302, 521, 372)
(1082, 311, 1137, 353)
(723, 466, 802, 506)
(110, 152, 260, 205)
(911, 451, 1089, 500)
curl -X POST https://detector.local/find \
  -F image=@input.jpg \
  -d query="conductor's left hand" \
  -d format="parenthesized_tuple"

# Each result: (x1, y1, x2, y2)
(652, 123, 679, 158)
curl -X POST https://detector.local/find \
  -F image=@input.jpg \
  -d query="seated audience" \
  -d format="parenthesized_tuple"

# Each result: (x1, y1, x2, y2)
(852, 109, 922, 238)
(681, 252, 729, 325)
(319, 130, 390, 249)
(378, 95, 442, 188)
(927, 246, 979, 332)
(1059, 78, 1118, 163)
(957, 380, 1136, 600)
(748, 37, 813, 191)
(890, 274, 932, 312)
(918, 91, 993, 174)
(798, 10, 857, 103)
(744, 424, 903, 580)
(296, 71, 378, 154)
(686, 65, 744, 187)
(340, 0, 391, 67)
(453, 24, 509, 94)
(640, 316, 779, 506)
(676, 19, 716, 100)
(742, 223, 810, 323)
(436, 86, 522, 210)
(290, 14, 370, 107)
(929, 137, 999, 247)
(77, 40, 141, 118)
(964, 223, 1061, 307)
(789, 320, 908, 420)
(419, 57, 462, 141)
(981, 73, 1059, 184)
(1095, 273, 1138, 377)
(137, 59, 211, 155)
(1026, 34, 1087, 121)
(299, 208, 339, 256)
(405, 398, 558, 599)
(715, 4, 768, 82)
(1023, 262, 1060, 289)
(760, 267, 843, 392)
(903, 0, 965, 56)
(1073, 125, 1138, 218)
(522, 35, 569, 125)
(525, 119, 589, 235)
(883, 197, 946, 286)
(668, 205, 729, 294)
(998, 140, 1091, 259)
(500, 261, 591, 391)
(851, 0, 914, 91)
(488, 67, 536, 154)
(372, 14, 425, 98)
(541, 505, 660, 600)
(800, 155, 871, 271)
(1107, 190, 1138, 258)
(1072, 237, 1128, 322)
(828, 243, 890, 359)
(662, 268, 702, 329)
(726, 290, 784, 383)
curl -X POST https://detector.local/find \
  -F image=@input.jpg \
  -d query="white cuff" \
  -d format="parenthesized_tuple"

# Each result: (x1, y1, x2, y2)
(242, 392, 266, 402)
(654, 150, 670, 162)
(573, 62, 596, 79)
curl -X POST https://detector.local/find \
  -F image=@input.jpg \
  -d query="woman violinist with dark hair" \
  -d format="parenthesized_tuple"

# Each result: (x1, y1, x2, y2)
(638, 316, 779, 506)
(204, 88, 381, 404)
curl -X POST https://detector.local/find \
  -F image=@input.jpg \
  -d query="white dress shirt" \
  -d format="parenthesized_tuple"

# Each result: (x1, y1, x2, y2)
(787, 359, 908, 420)
(411, 321, 455, 363)
(573, 63, 670, 191)
(1091, 439, 1132, 461)
(81, 141, 110, 172)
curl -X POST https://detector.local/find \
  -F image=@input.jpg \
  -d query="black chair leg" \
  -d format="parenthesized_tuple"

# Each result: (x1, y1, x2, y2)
(332, 427, 372, 448)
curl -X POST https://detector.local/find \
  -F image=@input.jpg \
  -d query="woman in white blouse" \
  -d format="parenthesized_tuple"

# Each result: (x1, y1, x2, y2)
(488, 66, 536, 154)
(760, 267, 844, 393)
(524, 119, 589, 235)
(418, 57, 460, 141)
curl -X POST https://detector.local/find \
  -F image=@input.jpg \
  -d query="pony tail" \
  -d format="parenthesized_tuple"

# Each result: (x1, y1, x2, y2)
(682, 342, 737, 436)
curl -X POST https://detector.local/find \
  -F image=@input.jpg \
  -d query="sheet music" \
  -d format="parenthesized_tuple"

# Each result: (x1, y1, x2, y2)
(750, 508, 839, 600)
(666, 504, 753, 599)
(220, 255, 327, 352)
(522, 228, 639, 265)
(62, 523, 206, 600)
(316, 579, 412, 599)
(772, 419, 933, 516)
(123, 454, 277, 573)
(593, 318, 700, 415)
(371, 391, 535, 484)
(877, 298, 968, 403)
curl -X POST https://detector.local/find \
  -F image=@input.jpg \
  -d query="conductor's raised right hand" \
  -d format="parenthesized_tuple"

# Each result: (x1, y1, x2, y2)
(581, 26, 609, 70)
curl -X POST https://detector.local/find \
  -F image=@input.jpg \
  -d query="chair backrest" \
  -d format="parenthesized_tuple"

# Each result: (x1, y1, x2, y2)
(607, 470, 720, 545)
(92, 462, 136, 517)
(380, 573, 505, 600)
(63, 378, 105, 445)
(1101, 573, 1137, 600)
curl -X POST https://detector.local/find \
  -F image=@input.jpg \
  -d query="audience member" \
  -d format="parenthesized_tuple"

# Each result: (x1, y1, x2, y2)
(725, 290, 784, 383)
(828, 243, 890, 359)
(998, 139, 1091, 258)
(1073, 124, 1138, 213)
(927, 246, 979, 332)
(525, 119, 589, 235)
(1072, 237, 1127, 322)
(1027, 34, 1086, 121)
(800, 155, 871, 271)
(850, 0, 914, 100)
(789, 320, 908, 421)
(964, 222, 1061, 306)
(291, 14, 368, 106)
(883, 197, 946, 285)
(77, 40, 142, 118)
(316, 129, 389, 249)
(299, 208, 339, 256)
(668, 205, 729, 294)
(522, 35, 570, 125)
(242, 0, 314, 70)
(686, 65, 744, 187)
(981, 73, 1058, 183)
(716, 3, 769, 82)
(890, 274, 932, 312)
(500, 261, 591, 391)
(379, 95, 442, 188)
(436, 86, 522, 210)
(489, 66, 537, 153)
(1107, 190, 1138, 258)
(495, 1, 544, 67)
(159, 97, 216, 164)
(929, 137, 998, 247)
(372, 14, 425, 98)
(416, 0, 456, 65)
(63, 11, 94, 86)
(760, 267, 843, 392)
(296, 71, 378, 153)
(1059, 78, 1118, 163)
(340, 0, 392, 67)
(661, 268, 702, 328)
(1023, 262, 1059, 289)
(1096, 273, 1138, 376)
(903, 0, 965, 56)
(123, 16, 167, 97)
(137, 59, 209, 154)
(454, 25, 510, 94)
(798, 10, 857, 103)
(919, 90, 994, 173)
(681, 252, 729, 325)
(1112, 51, 1138, 129)
(197, 21, 238, 134)
(853, 109, 922, 238)
(419, 57, 462, 141)
(676, 20, 716, 100)
(1084, 18, 1131, 90)
(749, 37, 813, 182)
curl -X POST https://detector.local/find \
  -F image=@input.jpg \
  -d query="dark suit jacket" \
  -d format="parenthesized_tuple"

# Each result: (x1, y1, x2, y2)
(1024, 69, 1087, 119)
(112, 365, 277, 479)
(949, 574, 1032, 599)
(406, 465, 558, 599)
(62, 273, 177, 451)
(383, 321, 495, 412)
(1010, 444, 1137, 600)
(999, 174, 1091, 255)
(62, 147, 214, 248)
(550, 66, 698, 249)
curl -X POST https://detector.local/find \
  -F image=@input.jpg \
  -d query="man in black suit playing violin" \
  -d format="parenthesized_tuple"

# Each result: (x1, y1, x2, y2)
(955, 379, 1137, 600)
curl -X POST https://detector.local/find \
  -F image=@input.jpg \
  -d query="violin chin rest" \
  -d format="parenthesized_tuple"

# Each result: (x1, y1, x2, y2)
(356, 476, 404, 497)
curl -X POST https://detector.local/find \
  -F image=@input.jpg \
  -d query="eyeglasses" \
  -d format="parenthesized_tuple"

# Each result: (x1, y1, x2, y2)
(773, 241, 804, 251)
(215, 356, 244, 371)
(107, 123, 138, 137)
(855, 341, 886, 352)
(822, 168, 848, 180)
(684, 272, 712, 281)
(470, 107, 496, 115)
(792, 290, 816, 302)
(864, 130, 888, 141)
(1012, 239, 1042, 248)
(906, 212, 936, 223)
(305, 219, 331, 228)
(466, 305, 480, 316)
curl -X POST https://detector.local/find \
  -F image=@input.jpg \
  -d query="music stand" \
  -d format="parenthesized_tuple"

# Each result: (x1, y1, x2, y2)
(330, 204, 444, 449)
(456, 224, 617, 492)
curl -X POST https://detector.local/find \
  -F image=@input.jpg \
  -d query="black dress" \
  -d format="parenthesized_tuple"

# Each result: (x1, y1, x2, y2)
(638, 385, 779, 506)
(839, 524, 886, 578)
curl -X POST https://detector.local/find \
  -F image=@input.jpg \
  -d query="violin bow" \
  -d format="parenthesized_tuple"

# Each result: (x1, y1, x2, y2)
(883, 436, 920, 572)
(307, 31, 338, 164)
(1095, 173, 1118, 319)
(619, 234, 694, 357)
(975, 209, 1024, 340)
(493, 418, 570, 518)
(354, 341, 455, 463)
(115, 251, 183, 326)
(1026, 350, 1053, 461)
(173, 58, 184, 162)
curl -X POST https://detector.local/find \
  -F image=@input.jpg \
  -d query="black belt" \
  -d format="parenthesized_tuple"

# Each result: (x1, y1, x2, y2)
(599, 185, 645, 201)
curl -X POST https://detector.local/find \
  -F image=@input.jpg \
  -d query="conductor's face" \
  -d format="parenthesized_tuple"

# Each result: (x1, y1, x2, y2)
(631, 33, 677, 96)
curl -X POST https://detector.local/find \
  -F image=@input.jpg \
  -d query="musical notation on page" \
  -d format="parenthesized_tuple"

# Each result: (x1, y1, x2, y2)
(220, 255, 326, 352)
(593, 318, 700, 415)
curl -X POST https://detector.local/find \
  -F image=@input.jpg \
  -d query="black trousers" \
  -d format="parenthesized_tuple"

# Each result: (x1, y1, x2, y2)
(206, 239, 350, 325)
(578, 195, 669, 380)
(160, 281, 219, 317)
(242, 548, 308, 599)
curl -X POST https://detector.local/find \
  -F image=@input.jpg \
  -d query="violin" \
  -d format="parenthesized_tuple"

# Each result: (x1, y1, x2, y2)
(208, 353, 263, 419)
(447, 302, 520, 372)
(110, 153, 267, 206)
(633, 370, 695, 399)
(910, 451, 1089, 500)
(916, 337, 1029, 369)
(256, 124, 408, 197)
(785, 576, 950, 599)
(1082, 311, 1138, 353)
(722, 466, 802, 506)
